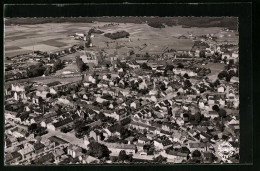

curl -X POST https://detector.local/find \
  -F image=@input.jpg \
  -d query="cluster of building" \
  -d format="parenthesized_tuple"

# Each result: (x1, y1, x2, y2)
(5, 27, 239, 165)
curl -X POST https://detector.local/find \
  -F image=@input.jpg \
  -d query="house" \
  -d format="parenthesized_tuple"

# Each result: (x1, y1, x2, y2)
(147, 133, 156, 140)
(188, 143, 208, 152)
(120, 88, 131, 97)
(80, 154, 100, 164)
(125, 136, 135, 144)
(217, 86, 225, 93)
(231, 52, 238, 58)
(136, 143, 145, 151)
(154, 139, 172, 149)
(34, 153, 54, 164)
(129, 121, 150, 131)
(139, 80, 148, 90)
(58, 96, 71, 105)
(11, 84, 25, 92)
(36, 90, 48, 99)
(47, 118, 73, 131)
(34, 142, 45, 154)
(101, 142, 136, 155)
(67, 145, 83, 158)
(5, 151, 22, 164)
(166, 150, 188, 162)
(18, 142, 35, 160)
(208, 111, 219, 119)
(80, 51, 98, 66)
(222, 53, 231, 60)
(89, 130, 101, 142)
(41, 118, 53, 128)
(53, 148, 65, 162)
(138, 137, 150, 144)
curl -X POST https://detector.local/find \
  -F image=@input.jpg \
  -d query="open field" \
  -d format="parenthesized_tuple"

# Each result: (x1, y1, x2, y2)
(4, 46, 22, 51)
(5, 74, 82, 85)
(41, 39, 68, 47)
(5, 17, 238, 30)
(21, 44, 60, 51)
(197, 62, 226, 81)
(5, 22, 238, 58)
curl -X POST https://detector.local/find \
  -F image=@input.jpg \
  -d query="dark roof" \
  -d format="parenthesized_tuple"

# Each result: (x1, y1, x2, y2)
(160, 130, 172, 135)
(46, 81, 61, 87)
(34, 153, 54, 164)
(34, 143, 45, 151)
(48, 136, 68, 145)
(53, 118, 73, 128)
(11, 151, 22, 159)
(5, 153, 13, 162)
(138, 136, 150, 142)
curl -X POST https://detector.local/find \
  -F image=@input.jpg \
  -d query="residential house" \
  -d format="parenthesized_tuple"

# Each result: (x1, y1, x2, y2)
(67, 145, 83, 158)
(18, 142, 35, 160)
(138, 137, 150, 145)
(100, 142, 136, 155)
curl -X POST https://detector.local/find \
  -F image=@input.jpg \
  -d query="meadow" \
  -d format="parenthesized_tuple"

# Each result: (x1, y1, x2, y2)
(5, 22, 238, 59)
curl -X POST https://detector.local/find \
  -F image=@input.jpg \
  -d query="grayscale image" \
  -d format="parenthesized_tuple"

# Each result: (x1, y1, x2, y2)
(4, 17, 239, 165)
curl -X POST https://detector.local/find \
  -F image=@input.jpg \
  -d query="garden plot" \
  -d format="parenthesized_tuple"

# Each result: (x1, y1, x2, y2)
(20, 44, 59, 52)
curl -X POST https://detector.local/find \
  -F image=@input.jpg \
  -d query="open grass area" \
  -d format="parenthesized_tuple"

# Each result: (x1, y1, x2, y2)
(21, 44, 59, 52)
(204, 62, 226, 76)
(4, 22, 238, 59)
(195, 62, 226, 81)
(41, 39, 68, 47)
(4, 46, 22, 51)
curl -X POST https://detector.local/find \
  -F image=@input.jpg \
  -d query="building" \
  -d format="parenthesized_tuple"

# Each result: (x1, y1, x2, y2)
(100, 142, 136, 155)
(80, 51, 98, 66)
(67, 145, 83, 158)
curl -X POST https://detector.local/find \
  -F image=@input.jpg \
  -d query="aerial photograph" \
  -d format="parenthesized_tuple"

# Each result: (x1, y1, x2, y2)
(4, 17, 239, 165)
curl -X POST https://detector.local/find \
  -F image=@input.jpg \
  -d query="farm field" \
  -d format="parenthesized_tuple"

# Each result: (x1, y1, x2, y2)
(4, 22, 239, 58)
(5, 74, 82, 85)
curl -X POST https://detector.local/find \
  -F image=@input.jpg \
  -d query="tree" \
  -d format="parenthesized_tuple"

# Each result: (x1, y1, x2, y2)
(118, 150, 128, 162)
(218, 108, 227, 118)
(87, 142, 111, 159)
(120, 128, 131, 139)
(225, 75, 232, 82)
(199, 87, 206, 93)
(165, 64, 174, 72)
(183, 73, 190, 79)
(177, 63, 184, 69)
(46, 93, 52, 98)
(212, 105, 220, 112)
(218, 71, 228, 80)
(54, 59, 64, 70)
(141, 63, 152, 70)
(214, 79, 220, 87)
(160, 83, 167, 91)
(153, 155, 167, 163)
(217, 121, 225, 132)
(76, 56, 89, 73)
(199, 50, 206, 58)
(192, 150, 201, 158)
(28, 123, 38, 133)
(228, 70, 236, 77)
(184, 80, 192, 89)
(96, 112, 106, 121)
(194, 112, 202, 123)
(147, 22, 165, 28)
(229, 59, 234, 65)
(110, 156, 118, 163)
